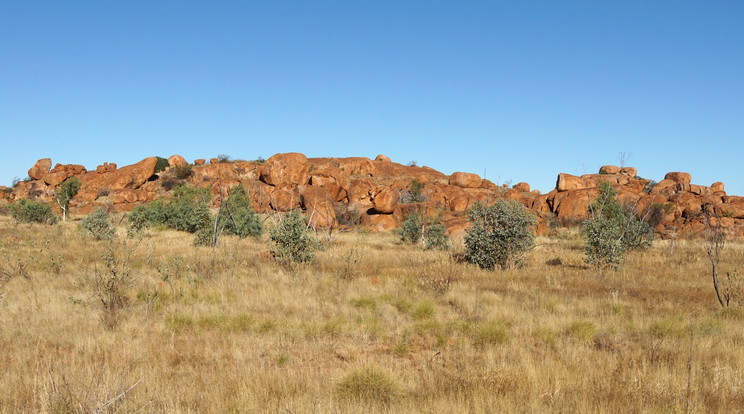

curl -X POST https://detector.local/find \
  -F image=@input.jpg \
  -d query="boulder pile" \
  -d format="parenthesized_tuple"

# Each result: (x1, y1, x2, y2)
(7, 155, 743, 238)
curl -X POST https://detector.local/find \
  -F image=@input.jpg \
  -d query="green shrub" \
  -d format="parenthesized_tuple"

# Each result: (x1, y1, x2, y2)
(399, 213, 422, 244)
(154, 156, 170, 173)
(464, 199, 536, 270)
(269, 210, 315, 263)
(80, 208, 115, 240)
(126, 204, 149, 237)
(126, 185, 212, 236)
(218, 185, 262, 239)
(424, 222, 449, 250)
(9, 199, 57, 224)
(583, 181, 653, 271)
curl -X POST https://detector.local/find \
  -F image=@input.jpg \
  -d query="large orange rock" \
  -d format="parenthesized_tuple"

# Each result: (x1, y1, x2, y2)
(168, 155, 188, 168)
(652, 179, 678, 198)
(449, 172, 481, 189)
(82, 157, 158, 192)
(552, 188, 597, 225)
(10, 180, 49, 201)
(96, 162, 117, 173)
(689, 184, 710, 196)
(43, 171, 70, 187)
(300, 186, 337, 229)
(269, 188, 300, 212)
(28, 158, 52, 180)
(599, 165, 620, 174)
(711, 182, 725, 193)
(513, 182, 530, 193)
(346, 178, 375, 206)
(335, 157, 377, 176)
(620, 167, 638, 177)
(362, 213, 397, 232)
(556, 173, 585, 192)
(675, 193, 702, 218)
(373, 188, 398, 214)
(260, 152, 309, 187)
(374, 154, 391, 162)
(665, 172, 692, 185)
(309, 165, 350, 202)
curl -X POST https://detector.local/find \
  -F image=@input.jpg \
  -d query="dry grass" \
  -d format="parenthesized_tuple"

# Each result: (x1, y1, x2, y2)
(1, 214, 744, 413)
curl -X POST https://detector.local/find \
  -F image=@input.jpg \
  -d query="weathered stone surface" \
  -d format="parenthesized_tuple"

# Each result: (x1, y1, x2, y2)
(652, 179, 678, 197)
(43, 171, 70, 187)
(620, 167, 638, 177)
(362, 213, 397, 232)
(260, 152, 309, 187)
(168, 155, 188, 168)
(7, 154, 744, 239)
(551, 189, 597, 225)
(689, 184, 710, 196)
(300, 186, 337, 229)
(269, 188, 300, 212)
(375, 154, 391, 162)
(96, 162, 117, 173)
(84, 157, 157, 192)
(513, 182, 530, 193)
(335, 157, 377, 176)
(556, 173, 585, 192)
(194, 159, 206, 166)
(309, 165, 350, 202)
(599, 165, 620, 175)
(449, 172, 481, 189)
(665, 172, 692, 185)
(373, 188, 398, 214)
(28, 158, 52, 180)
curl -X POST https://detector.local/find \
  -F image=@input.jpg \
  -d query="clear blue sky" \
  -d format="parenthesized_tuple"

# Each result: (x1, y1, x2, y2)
(2, 1, 742, 195)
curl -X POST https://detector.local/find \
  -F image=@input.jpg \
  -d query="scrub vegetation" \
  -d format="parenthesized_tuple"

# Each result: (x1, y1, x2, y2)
(1, 211, 743, 413)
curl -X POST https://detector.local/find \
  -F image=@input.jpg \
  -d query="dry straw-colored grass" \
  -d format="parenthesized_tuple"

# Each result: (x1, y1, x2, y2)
(1, 214, 744, 413)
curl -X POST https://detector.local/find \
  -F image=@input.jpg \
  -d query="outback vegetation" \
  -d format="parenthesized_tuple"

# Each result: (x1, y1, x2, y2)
(2, 155, 744, 412)
(1, 191, 744, 412)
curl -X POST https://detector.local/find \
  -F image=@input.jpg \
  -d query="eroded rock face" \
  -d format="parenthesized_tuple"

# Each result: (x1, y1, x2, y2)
(168, 155, 188, 168)
(28, 158, 52, 180)
(375, 154, 392, 162)
(665, 172, 692, 185)
(260, 152, 309, 187)
(449, 172, 481, 189)
(11, 157, 744, 239)
(300, 186, 337, 229)
(373, 188, 398, 214)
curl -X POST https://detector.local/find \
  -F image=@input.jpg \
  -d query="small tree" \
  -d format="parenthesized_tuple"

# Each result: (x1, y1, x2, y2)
(583, 181, 653, 271)
(399, 213, 450, 251)
(269, 210, 315, 263)
(54, 178, 81, 222)
(464, 199, 536, 270)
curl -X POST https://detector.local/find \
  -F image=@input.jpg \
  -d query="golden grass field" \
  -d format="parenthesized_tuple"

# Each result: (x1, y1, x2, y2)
(1, 213, 743, 413)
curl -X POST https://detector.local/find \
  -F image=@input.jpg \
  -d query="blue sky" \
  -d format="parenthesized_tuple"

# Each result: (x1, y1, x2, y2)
(2, 1, 742, 195)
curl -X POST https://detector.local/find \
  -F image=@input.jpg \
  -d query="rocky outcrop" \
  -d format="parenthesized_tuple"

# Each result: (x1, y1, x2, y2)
(449, 172, 481, 189)
(9, 154, 744, 239)
(168, 155, 188, 168)
(28, 158, 52, 180)
(373, 188, 398, 214)
(260, 152, 309, 187)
